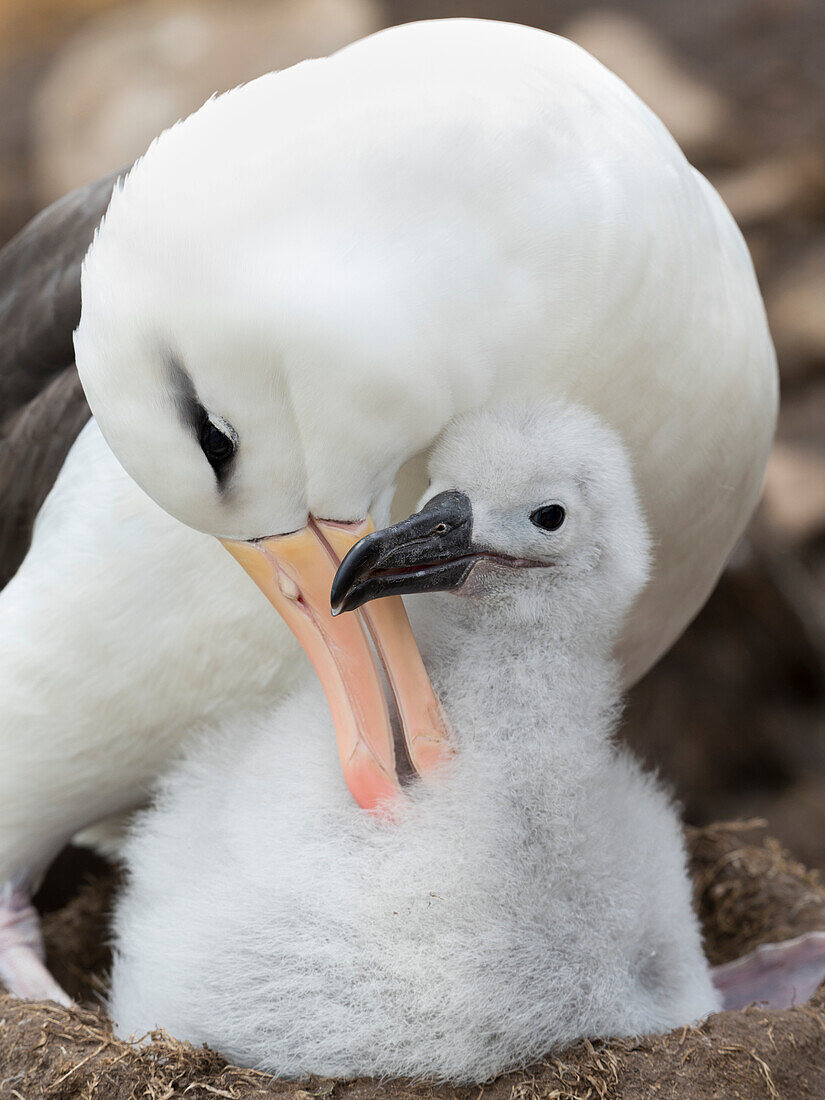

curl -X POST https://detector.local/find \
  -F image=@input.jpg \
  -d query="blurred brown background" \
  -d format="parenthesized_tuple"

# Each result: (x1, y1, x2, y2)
(2, 0, 825, 868)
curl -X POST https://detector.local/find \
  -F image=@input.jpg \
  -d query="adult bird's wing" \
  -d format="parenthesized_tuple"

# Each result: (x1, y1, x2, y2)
(0, 170, 121, 587)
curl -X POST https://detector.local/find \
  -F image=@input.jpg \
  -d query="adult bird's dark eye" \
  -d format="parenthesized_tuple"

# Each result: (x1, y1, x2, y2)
(530, 504, 566, 532)
(199, 418, 235, 467)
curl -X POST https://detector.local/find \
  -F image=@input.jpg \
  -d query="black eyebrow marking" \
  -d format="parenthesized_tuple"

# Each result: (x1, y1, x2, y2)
(167, 356, 203, 435)
(167, 355, 236, 492)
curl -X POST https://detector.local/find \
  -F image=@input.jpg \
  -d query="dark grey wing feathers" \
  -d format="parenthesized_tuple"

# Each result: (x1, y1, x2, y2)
(0, 368, 91, 586)
(0, 170, 124, 586)
(0, 170, 120, 427)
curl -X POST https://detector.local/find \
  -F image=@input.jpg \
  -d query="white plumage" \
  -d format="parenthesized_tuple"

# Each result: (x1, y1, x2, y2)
(109, 401, 720, 1081)
(0, 419, 303, 890)
(1, 16, 775, 1001)
(77, 18, 776, 677)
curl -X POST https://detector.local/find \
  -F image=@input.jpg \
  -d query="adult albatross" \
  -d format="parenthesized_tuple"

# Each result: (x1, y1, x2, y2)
(0, 17, 776, 1003)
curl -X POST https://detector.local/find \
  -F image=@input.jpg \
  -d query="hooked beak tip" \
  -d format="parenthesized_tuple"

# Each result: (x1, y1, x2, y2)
(330, 491, 475, 613)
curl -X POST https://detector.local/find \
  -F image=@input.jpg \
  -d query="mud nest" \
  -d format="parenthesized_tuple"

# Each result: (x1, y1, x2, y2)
(2, 821, 825, 1099)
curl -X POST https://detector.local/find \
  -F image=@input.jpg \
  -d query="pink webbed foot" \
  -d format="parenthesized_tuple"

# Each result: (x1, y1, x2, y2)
(0, 880, 72, 1006)
(713, 931, 825, 1011)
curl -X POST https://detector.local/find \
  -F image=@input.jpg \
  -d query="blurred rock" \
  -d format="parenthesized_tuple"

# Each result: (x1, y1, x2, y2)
(739, 228, 772, 283)
(760, 780, 825, 875)
(763, 442, 825, 545)
(624, 541, 825, 850)
(562, 9, 730, 159)
(767, 243, 825, 378)
(31, 0, 381, 202)
(0, 0, 126, 61)
(779, 380, 825, 451)
(713, 150, 825, 228)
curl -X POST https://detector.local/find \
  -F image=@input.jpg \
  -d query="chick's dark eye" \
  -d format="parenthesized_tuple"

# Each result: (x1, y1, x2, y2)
(530, 504, 566, 532)
(199, 416, 236, 473)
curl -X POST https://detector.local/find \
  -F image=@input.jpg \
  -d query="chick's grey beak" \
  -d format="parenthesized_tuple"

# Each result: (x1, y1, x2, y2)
(331, 491, 475, 614)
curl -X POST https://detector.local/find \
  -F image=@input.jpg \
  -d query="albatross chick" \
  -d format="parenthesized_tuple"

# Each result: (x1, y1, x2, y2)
(109, 400, 719, 1081)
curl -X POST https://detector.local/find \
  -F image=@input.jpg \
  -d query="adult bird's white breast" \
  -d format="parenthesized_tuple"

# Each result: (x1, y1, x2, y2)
(0, 419, 304, 890)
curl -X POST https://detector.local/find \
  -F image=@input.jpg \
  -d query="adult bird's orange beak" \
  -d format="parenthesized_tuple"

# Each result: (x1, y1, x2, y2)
(222, 517, 453, 813)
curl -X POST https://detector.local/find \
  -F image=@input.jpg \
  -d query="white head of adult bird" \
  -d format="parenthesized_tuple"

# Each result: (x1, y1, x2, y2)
(107, 399, 720, 1078)
(71, 18, 778, 819)
(74, 19, 776, 803)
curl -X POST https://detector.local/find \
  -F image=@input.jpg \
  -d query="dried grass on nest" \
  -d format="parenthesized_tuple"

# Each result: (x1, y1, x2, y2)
(2, 822, 825, 1100)
(688, 819, 825, 965)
